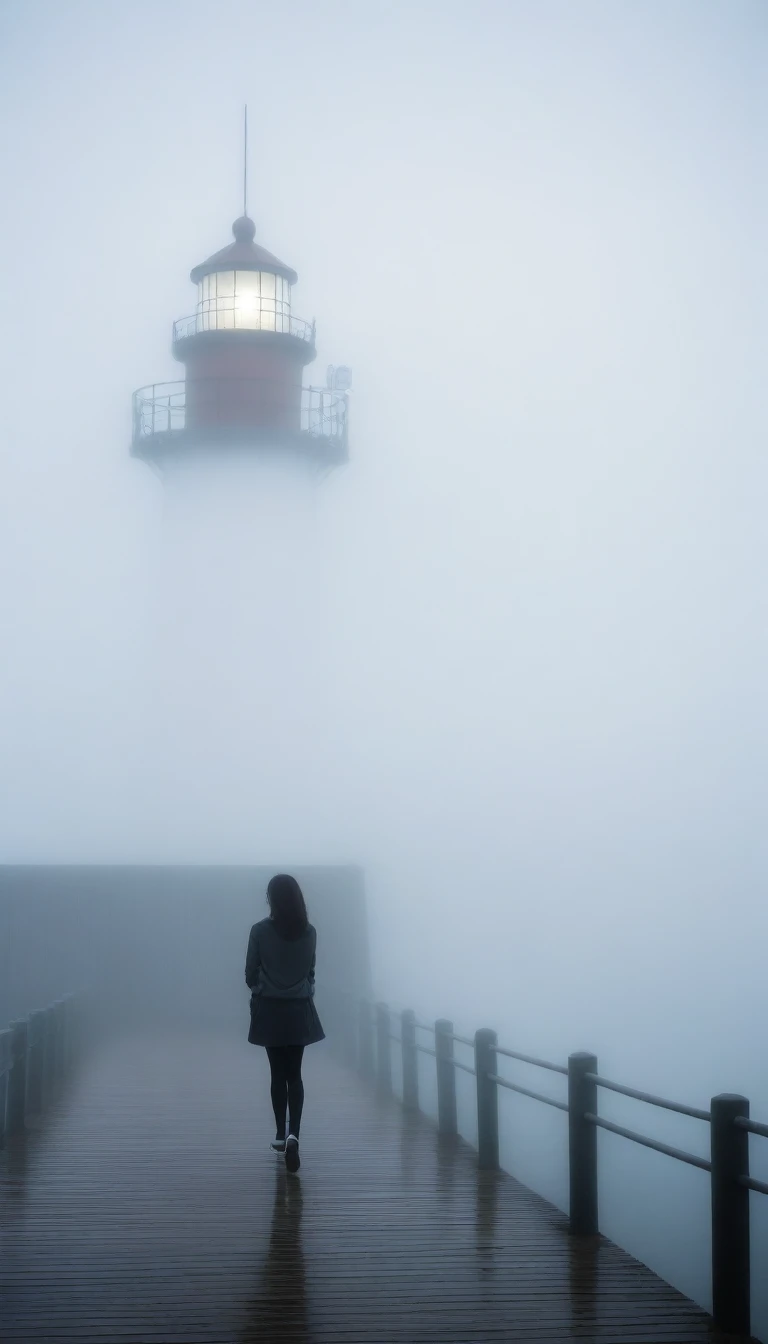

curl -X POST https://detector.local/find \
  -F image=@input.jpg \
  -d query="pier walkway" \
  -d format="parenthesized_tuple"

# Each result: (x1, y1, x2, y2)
(0, 1031, 743, 1343)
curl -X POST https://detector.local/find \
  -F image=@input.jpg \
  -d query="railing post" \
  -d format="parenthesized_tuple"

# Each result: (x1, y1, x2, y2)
(25, 1011, 44, 1114)
(358, 999, 374, 1079)
(475, 1028, 498, 1169)
(346, 998, 359, 1069)
(401, 1009, 418, 1111)
(71, 992, 83, 1066)
(51, 1000, 63, 1091)
(568, 1051, 599, 1235)
(74, 989, 90, 1060)
(376, 1002, 392, 1097)
(67, 994, 78, 1074)
(0, 1029, 10, 1149)
(711, 1093, 750, 1336)
(67, 994, 77, 1073)
(41, 1004, 55, 1107)
(56, 997, 69, 1084)
(7, 1018, 29, 1135)
(335, 990, 356, 1069)
(59, 997, 70, 1079)
(435, 1019, 457, 1136)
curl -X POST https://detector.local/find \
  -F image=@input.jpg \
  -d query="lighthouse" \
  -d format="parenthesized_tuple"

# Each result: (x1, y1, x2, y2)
(131, 204, 350, 863)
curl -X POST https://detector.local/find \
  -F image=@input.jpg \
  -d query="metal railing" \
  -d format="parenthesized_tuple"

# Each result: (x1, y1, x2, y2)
(323, 990, 765, 1339)
(0, 993, 86, 1147)
(173, 306, 315, 345)
(131, 379, 348, 450)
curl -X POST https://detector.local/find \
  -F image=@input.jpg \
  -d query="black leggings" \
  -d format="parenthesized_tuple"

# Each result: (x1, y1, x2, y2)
(266, 1045, 305, 1139)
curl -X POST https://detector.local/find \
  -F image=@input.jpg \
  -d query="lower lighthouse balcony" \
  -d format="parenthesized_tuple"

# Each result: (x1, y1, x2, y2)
(131, 379, 348, 466)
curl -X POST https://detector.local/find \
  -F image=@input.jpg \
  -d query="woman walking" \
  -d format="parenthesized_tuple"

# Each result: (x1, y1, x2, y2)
(245, 874, 325, 1172)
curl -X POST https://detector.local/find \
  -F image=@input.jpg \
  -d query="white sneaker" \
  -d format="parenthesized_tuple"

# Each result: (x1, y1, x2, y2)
(270, 1138, 286, 1153)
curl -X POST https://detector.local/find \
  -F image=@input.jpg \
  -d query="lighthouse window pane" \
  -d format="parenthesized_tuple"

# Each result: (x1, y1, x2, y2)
(234, 271, 256, 298)
(235, 271, 259, 299)
(195, 279, 209, 331)
(261, 272, 275, 299)
(275, 277, 288, 332)
(233, 272, 259, 329)
(216, 271, 235, 299)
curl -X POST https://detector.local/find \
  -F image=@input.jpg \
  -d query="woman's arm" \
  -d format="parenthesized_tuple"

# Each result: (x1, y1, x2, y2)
(308, 944, 316, 998)
(245, 926, 261, 992)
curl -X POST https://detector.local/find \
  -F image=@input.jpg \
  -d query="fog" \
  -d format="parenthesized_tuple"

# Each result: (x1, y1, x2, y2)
(1, 0, 767, 1334)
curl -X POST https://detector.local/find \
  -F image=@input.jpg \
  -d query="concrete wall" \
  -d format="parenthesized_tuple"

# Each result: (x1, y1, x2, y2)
(0, 865, 369, 1032)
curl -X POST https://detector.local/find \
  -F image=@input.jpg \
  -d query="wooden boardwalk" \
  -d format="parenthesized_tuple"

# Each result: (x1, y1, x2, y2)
(0, 1031, 744, 1343)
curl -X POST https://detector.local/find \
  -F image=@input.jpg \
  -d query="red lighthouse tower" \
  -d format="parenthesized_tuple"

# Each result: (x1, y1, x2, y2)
(132, 211, 348, 466)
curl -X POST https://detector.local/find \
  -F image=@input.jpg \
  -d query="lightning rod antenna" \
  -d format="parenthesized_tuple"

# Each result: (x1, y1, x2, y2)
(243, 104, 248, 217)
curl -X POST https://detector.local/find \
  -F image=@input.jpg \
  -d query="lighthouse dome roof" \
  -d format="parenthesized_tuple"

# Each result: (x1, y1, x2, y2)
(190, 215, 298, 286)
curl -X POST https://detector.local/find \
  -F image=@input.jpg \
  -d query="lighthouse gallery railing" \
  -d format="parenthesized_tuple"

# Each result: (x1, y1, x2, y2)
(132, 379, 348, 446)
(172, 307, 315, 345)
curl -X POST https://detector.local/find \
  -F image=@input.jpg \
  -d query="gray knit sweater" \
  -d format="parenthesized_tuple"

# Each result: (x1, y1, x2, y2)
(245, 917, 316, 999)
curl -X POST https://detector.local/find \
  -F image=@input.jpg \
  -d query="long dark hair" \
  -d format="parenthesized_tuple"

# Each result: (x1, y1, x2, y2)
(267, 874, 309, 940)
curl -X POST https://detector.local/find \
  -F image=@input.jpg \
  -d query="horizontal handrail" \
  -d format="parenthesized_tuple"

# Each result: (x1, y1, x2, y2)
(585, 1072, 711, 1122)
(585, 1112, 712, 1172)
(451, 1032, 475, 1048)
(734, 1114, 768, 1139)
(497, 1044, 568, 1076)
(454, 1059, 476, 1077)
(490, 1074, 569, 1113)
(415, 1044, 436, 1059)
(740, 1175, 768, 1196)
(375, 1003, 433, 1033)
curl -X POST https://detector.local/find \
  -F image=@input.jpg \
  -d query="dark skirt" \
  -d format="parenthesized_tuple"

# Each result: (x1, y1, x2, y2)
(248, 995, 326, 1048)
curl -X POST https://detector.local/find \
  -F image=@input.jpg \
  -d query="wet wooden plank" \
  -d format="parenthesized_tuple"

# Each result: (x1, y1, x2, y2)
(0, 1032, 749, 1342)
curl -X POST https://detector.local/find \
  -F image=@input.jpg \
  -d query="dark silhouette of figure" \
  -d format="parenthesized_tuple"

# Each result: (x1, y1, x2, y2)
(245, 875, 324, 1172)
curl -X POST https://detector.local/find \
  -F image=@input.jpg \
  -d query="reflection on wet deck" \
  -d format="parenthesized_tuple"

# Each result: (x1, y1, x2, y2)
(0, 1033, 738, 1341)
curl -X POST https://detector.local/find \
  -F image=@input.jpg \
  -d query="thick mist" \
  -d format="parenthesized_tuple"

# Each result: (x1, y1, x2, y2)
(145, 451, 334, 862)
(1, 0, 767, 1334)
